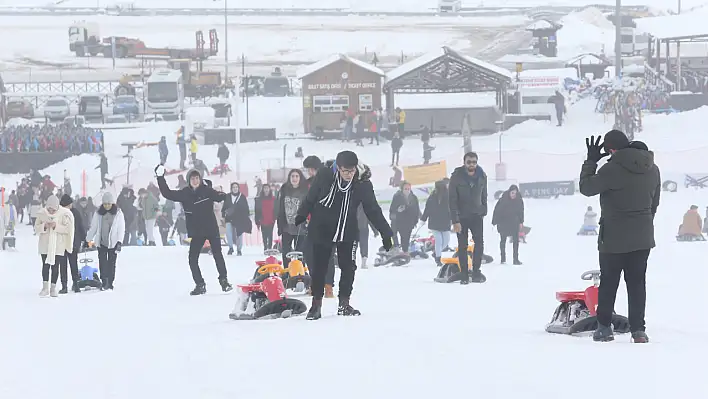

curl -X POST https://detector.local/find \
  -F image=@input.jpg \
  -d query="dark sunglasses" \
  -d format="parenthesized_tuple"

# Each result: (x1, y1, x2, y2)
(465, 159, 478, 165)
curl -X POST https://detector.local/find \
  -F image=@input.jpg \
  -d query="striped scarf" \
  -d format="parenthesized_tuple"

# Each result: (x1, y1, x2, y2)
(318, 171, 353, 242)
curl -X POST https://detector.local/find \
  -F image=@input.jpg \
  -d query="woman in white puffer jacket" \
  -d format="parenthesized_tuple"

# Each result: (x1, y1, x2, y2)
(35, 195, 75, 297)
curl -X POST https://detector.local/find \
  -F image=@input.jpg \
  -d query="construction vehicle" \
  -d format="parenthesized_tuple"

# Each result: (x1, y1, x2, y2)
(168, 59, 222, 98)
(68, 25, 219, 61)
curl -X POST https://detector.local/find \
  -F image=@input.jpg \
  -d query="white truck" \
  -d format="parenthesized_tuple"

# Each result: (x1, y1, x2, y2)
(68, 22, 102, 56)
(438, 0, 462, 12)
(145, 69, 184, 121)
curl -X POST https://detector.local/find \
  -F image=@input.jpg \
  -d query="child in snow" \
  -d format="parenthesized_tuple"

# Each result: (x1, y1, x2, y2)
(157, 210, 174, 246)
(578, 206, 598, 235)
(30, 199, 42, 235)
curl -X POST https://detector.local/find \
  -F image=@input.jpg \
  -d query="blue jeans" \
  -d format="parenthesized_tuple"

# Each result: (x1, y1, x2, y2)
(225, 223, 243, 251)
(431, 230, 450, 257)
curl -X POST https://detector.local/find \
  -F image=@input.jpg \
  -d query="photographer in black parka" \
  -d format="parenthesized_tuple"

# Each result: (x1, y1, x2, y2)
(155, 165, 232, 295)
(296, 150, 393, 320)
(579, 131, 660, 344)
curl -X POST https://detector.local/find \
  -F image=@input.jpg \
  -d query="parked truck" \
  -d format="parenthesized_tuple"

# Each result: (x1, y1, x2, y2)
(167, 59, 223, 98)
(68, 24, 219, 61)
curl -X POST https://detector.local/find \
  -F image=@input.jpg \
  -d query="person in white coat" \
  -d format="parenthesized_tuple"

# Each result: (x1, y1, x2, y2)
(86, 192, 125, 290)
(35, 195, 75, 297)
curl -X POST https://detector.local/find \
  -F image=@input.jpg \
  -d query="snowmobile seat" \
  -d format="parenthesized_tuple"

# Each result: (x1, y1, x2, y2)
(555, 291, 586, 302)
(255, 259, 282, 266)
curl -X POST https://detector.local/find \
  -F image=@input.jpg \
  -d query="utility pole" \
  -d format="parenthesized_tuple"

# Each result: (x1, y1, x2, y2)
(614, 0, 622, 77)
(215, 0, 229, 82)
(677, 0, 682, 91)
(224, 0, 229, 82)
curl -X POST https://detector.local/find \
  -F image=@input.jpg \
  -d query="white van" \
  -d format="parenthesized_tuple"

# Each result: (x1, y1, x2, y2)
(438, 0, 461, 12)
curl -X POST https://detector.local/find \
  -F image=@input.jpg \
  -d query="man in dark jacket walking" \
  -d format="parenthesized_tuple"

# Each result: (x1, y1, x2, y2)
(579, 131, 660, 343)
(449, 152, 487, 284)
(302, 155, 337, 297)
(155, 165, 232, 295)
(59, 194, 85, 293)
(296, 151, 393, 319)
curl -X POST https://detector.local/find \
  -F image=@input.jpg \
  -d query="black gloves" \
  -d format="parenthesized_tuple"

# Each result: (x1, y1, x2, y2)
(585, 135, 609, 163)
(381, 235, 393, 251)
(155, 164, 166, 177)
(294, 215, 306, 226)
(115, 242, 122, 252)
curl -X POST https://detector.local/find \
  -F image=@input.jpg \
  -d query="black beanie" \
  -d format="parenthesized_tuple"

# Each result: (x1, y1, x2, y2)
(335, 151, 358, 168)
(603, 130, 630, 151)
(59, 194, 73, 207)
(303, 155, 322, 169)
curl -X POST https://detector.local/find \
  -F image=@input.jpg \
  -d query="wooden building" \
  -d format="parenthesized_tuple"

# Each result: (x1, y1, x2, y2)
(297, 54, 384, 135)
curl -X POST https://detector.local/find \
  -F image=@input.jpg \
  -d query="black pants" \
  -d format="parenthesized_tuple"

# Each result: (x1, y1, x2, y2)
(305, 234, 334, 285)
(597, 249, 650, 332)
(160, 229, 169, 246)
(281, 232, 306, 269)
(188, 235, 227, 285)
(456, 216, 485, 278)
(359, 230, 369, 258)
(60, 250, 80, 288)
(98, 246, 118, 287)
(311, 240, 356, 300)
(391, 150, 400, 165)
(261, 225, 274, 251)
(40, 254, 62, 283)
(393, 225, 413, 252)
(556, 109, 563, 125)
(500, 232, 519, 262)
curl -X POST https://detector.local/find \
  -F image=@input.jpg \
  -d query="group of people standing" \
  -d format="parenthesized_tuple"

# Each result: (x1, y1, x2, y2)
(35, 191, 124, 296)
(387, 158, 525, 275)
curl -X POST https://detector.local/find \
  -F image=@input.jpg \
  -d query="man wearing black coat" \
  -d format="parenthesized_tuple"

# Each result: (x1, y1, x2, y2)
(579, 131, 660, 343)
(303, 155, 337, 296)
(296, 151, 393, 319)
(449, 152, 488, 284)
(59, 194, 85, 293)
(155, 166, 232, 295)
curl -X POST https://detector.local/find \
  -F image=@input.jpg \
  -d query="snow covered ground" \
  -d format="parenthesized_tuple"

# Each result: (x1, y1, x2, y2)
(0, 14, 528, 81)
(1, 158, 706, 398)
(2, 92, 708, 397)
(0, 0, 693, 13)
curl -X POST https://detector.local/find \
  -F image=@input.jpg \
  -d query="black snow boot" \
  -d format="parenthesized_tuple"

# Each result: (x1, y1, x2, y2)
(337, 297, 361, 316)
(72, 282, 80, 293)
(219, 278, 233, 292)
(227, 248, 234, 255)
(513, 259, 523, 265)
(59, 285, 68, 294)
(237, 250, 242, 256)
(471, 270, 486, 283)
(593, 324, 614, 342)
(434, 256, 442, 266)
(307, 298, 323, 320)
(631, 331, 649, 343)
(500, 254, 506, 264)
(190, 283, 206, 296)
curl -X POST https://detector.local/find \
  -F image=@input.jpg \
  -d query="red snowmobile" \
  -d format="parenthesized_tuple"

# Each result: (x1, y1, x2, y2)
(546, 270, 630, 335)
(229, 263, 307, 320)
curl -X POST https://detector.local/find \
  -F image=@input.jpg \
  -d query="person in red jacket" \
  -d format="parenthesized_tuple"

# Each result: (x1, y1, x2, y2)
(254, 184, 276, 251)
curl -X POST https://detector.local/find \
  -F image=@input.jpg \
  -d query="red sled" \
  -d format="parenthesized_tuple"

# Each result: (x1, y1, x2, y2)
(211, 164, 232, 175)
(545, 270, 631, 335)
(229, 263, 307, 320)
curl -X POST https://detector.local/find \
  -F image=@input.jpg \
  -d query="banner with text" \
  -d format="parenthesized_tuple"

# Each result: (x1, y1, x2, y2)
(518, 180, 575, 198)
(403, 161, 448, 186)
